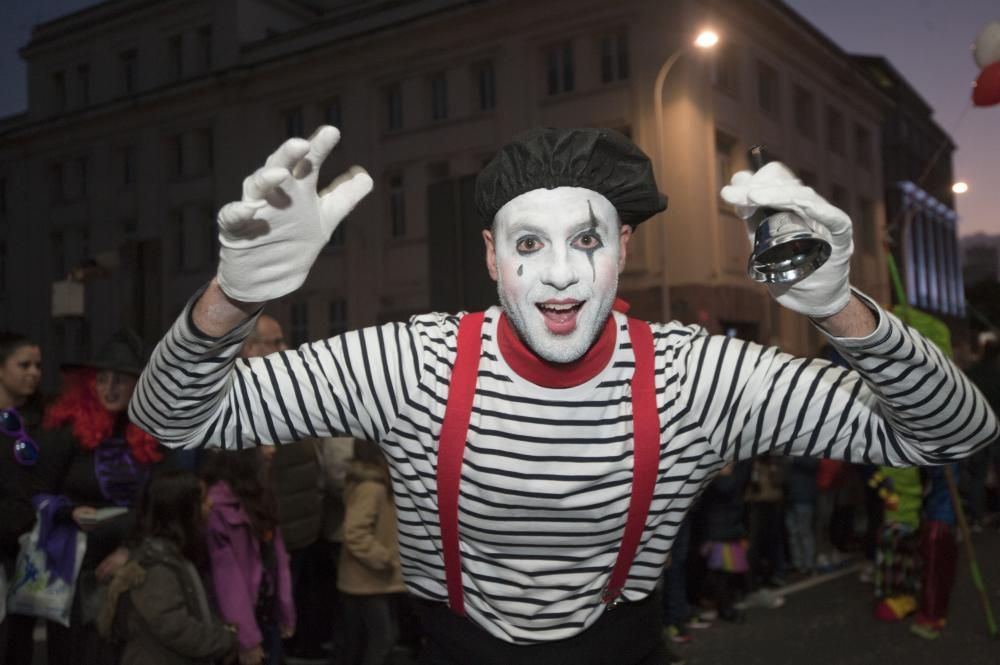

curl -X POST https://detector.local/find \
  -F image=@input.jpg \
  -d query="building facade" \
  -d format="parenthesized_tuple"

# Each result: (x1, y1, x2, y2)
(962, 233, 1000, 287)
(854, 55, 966, 340)
(1, 0, 893, 384)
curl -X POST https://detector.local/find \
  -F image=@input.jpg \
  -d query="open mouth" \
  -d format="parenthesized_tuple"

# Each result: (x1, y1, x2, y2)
(536, 300, 584, 335)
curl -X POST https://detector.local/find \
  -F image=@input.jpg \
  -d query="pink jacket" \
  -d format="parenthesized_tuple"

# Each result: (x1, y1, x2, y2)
(206, 481, 295, 650)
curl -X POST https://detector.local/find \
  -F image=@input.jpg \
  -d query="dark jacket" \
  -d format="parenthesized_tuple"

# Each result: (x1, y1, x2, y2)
(0, 402, 59, 577)
(272, 439, 323, 551)
(36, 427, 149, 568)
(701, 462, 752, 542)
(785, 457, 820, 505)
(98, 537, 237, 665)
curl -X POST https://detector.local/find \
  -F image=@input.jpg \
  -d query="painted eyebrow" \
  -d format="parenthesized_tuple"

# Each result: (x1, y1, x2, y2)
(570, 221, 603, 236)
(506, 221, 549, 236)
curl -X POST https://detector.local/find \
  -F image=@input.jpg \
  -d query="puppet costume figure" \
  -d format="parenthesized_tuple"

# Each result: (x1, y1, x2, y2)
(130, 127, 998, 665)
(910, 466, 960, 639)
(870, 466, 922, 622)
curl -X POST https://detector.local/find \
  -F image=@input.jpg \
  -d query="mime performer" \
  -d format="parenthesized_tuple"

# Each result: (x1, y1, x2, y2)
(131, 126, 997, 665)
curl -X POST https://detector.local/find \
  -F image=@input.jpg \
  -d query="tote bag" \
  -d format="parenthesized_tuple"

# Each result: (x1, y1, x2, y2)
(7, 509, 87, 627)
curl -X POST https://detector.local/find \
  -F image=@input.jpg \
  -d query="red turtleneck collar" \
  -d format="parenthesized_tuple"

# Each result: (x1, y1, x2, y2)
(497, 299, 630, 389)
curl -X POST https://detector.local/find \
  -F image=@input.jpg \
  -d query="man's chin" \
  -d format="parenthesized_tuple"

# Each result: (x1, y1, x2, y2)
(526, 324, 590, 364)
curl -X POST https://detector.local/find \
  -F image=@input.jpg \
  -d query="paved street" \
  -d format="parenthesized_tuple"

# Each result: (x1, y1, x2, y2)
(678, 528, 1000, 665)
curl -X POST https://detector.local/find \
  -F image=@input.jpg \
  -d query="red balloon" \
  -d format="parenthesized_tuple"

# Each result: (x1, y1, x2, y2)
(973, 61, 1000, 107)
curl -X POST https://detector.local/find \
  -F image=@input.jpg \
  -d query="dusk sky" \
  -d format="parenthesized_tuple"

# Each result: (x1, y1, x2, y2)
(1, 0, 997, 236)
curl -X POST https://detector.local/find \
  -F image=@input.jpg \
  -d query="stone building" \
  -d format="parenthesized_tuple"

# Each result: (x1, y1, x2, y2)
(0, 0, 894, 381)
(854, 55, 966, 342)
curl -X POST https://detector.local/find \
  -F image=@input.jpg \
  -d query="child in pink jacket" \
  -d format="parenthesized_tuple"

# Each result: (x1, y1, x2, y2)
(203, 449, 295, 665)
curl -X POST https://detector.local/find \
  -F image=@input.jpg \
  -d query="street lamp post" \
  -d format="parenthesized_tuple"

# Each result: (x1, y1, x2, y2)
(654, 29, 718, 321)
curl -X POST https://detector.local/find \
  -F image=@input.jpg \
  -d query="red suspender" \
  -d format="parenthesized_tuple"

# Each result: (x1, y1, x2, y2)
(602, 318, 658, 605)
(437, 313, 660, 616)
(437, 312, 485, 615)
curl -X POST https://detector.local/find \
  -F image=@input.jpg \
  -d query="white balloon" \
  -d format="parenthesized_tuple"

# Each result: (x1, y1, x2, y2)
(973, 20, 1000, 69)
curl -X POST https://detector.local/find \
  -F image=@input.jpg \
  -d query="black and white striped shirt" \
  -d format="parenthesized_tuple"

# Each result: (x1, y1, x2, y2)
(130, 291, 997, 643)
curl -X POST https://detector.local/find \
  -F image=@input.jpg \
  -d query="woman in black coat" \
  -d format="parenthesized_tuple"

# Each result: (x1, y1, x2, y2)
(35, 330, 164, 665)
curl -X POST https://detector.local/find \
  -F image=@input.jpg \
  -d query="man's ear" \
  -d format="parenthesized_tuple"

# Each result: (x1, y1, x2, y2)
(617, 224, 633, 273)
(483, 229, 498, 281)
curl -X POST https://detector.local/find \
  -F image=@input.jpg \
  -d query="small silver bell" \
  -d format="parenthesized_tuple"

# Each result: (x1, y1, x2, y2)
(747, 211, 831, 284)
(744, 145, 831, 285)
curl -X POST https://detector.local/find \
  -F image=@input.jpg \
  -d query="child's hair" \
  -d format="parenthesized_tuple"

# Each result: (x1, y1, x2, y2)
(137, 468, 207, 565)
(201, 447, 278, 540)
(0, 331, 35, 364)
(352, 438, 385, 466)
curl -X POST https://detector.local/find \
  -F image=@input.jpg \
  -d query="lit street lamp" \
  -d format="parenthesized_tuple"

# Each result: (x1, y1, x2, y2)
(654, 29, 719, 320)
(952, 181, 969, 194)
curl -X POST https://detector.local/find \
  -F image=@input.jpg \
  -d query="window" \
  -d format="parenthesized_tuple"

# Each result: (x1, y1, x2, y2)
(77, 156, 89, 198)
(857, 196, 878, 256)
(290, 302, 309, 347)
(168, 34, 183, 81)
(715, 132, 736, 196)
(600, 32, 629, 83)
(545, 41, 575, 95)
(197, 25, 212, 71)
(327, 225, 346, 250)
(830, 185, 849, 220)
(854, 124, 872, 168)
(168, 134, 184, 178)
(52, 71, 67, 111)
(76, 64, 90, 106)
(51, 231, 65, 279)
(328, 299, 347, 337)
(120, 49, 138, 95)
(386, 83, 403, 131)
(172, 206, 214, 271)
(203, 203, 218, 262)
(324, 96, 342, 127)
(756, 61, 779, 117)
(826, 106, 845, 155)
(285, 107, 304, 138)
(793, 85, 815, 139)
(389, 174, 406, 237)
(473, 60, 496, 111)
(172, 209, 185, 270)
(121, 145, 136, 186)
(196, 127, 214, 174)
(430, 72, 448, 122)
(713, 44, 740, 97)
(51, 162, 66, 201)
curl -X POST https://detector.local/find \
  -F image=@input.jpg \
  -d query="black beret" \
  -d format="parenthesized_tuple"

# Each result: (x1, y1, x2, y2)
(474, 127, 668, 228)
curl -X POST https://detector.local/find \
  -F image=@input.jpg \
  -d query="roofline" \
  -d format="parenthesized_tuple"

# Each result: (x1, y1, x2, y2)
(754, 0, 895, 111)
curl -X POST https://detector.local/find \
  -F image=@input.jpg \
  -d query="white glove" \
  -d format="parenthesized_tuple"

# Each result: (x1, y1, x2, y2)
(720, 162, 854, 319)
(216, 126, 374, 303)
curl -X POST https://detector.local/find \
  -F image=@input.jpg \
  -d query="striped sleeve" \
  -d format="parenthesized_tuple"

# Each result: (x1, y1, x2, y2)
(129, 293, 425, 449)
(679, 292, 999, 466)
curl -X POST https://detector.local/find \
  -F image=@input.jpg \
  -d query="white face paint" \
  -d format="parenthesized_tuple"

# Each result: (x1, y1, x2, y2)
(487, 187, 627, 363)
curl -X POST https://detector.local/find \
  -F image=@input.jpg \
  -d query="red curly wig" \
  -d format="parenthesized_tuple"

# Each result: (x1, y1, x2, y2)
(43, 368, 163, 464)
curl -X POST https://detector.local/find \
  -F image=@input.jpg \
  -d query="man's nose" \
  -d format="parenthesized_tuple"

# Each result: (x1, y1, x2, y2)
(540, 248, 579, 291)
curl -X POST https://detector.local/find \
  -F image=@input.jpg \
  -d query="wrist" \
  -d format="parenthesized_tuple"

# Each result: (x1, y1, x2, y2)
(812, 293, 877, 338)
(192, 279, 262, 337)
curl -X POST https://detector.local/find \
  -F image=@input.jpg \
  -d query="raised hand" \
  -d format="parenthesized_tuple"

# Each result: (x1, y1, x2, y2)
(721, 162, 854, 319)
(216, 126, 374, 303)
